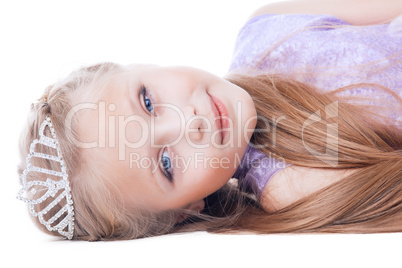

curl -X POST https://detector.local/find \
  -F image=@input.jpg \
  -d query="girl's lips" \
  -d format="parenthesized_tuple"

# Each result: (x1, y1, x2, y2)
(208, 93, 229, 144)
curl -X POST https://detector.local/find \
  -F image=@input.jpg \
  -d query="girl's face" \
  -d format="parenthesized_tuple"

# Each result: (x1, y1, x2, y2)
(79, 65, 257, 211)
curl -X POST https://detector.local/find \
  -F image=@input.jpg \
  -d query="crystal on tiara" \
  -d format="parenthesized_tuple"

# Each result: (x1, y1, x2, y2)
(17, 116, 75, 240)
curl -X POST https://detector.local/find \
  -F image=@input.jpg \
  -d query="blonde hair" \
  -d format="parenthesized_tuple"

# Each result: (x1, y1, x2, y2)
(18, 61, 402, 240)
(18, 45, 402, 240)
(210, 73, 402, 233)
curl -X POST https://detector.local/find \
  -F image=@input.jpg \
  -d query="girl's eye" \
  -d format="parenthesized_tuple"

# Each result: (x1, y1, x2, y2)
(140, 86, 155, 115)
(161, 148, 174, 183)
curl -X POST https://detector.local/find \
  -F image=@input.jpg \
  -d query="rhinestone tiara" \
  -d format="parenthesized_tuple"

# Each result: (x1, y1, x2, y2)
(17, 116, 75, 239)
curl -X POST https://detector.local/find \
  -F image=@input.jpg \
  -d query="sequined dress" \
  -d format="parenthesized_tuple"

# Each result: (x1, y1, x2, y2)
(229, 14, 402, 201)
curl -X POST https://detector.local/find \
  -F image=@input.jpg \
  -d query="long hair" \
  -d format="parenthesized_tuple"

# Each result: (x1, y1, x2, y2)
(18, 61, 402, 240)
(196, 73, 401, 234)
(184, 20, 402, 234)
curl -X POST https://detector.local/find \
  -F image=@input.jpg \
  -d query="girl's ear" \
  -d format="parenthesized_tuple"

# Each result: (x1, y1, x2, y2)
(175, 199, 205, 223)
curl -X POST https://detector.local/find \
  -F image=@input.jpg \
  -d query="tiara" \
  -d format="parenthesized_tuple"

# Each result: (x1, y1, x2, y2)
(17, 116, 75, 239)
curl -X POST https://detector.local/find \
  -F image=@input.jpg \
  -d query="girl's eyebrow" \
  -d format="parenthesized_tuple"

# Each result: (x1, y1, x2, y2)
(126, 81, 166, 193)
(128, 81, 142, 115)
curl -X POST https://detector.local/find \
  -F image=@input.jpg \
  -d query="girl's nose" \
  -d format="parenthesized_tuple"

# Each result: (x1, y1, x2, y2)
(153, 104, 205, 147)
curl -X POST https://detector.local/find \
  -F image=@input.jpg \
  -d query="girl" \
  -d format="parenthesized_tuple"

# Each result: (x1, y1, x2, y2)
(18, 0, 402, 240)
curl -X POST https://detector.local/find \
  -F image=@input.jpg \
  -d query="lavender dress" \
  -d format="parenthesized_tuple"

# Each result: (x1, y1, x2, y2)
(230, 14, 402, 201)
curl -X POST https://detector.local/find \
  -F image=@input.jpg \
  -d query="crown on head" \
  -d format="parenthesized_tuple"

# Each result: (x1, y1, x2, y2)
(17, 116, 75, 239)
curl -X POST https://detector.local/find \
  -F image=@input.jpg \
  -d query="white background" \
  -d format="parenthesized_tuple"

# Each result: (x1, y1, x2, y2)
(1, 0, 401, 267)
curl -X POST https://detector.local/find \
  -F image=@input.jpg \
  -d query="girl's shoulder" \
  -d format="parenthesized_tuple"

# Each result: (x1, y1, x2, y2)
(260, 165, 361, 213)
(230, 12, 401, 75)
(248, 0, 402, 26)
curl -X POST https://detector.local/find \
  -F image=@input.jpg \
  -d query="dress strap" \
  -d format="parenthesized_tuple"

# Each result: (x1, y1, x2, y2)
(233, 145, 292, 201)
